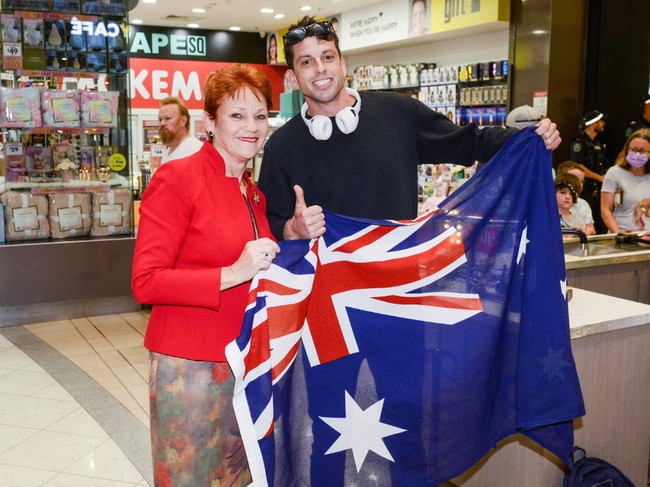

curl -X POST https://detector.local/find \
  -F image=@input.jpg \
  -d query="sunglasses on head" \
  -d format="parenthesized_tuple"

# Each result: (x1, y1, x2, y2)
(283, 21, 335, 45)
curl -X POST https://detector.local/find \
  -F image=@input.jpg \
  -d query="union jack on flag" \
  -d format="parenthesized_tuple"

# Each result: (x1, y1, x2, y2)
(226, 127, 585, 486)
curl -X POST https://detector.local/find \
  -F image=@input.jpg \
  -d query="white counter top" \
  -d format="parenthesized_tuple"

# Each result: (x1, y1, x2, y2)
(569, 288, 650, 339)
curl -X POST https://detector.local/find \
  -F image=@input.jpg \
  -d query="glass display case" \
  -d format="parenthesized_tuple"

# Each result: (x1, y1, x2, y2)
(0, 2, 138, 326)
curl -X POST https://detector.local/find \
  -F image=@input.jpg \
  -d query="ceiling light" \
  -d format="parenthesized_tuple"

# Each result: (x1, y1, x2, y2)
(229, 26, 241, 31)
(141, 0, 156, 3)
(260, 8, 274, 14)
(131, 19, 144, 24)
(191, 8, 206, 13)
(274, 14, 285, 19)
(188, 23, 199, 28)
(300, 5, 312, 12)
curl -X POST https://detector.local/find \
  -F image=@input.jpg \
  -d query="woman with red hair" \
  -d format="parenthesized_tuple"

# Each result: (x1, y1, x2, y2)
(132, 64, 280, 486)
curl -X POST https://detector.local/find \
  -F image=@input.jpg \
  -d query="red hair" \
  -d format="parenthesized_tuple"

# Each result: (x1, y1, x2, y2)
(203, 64, 273, 119)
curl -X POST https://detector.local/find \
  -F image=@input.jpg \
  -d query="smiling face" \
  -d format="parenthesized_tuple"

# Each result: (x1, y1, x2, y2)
(286, 36, 349, 117)
(204, 87, 269, 176)
(268, 35, 277, 63)
(412, 0, 427, 36)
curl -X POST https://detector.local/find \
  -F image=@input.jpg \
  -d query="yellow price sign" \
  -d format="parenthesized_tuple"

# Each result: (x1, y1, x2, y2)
(108, 153, 127, 172)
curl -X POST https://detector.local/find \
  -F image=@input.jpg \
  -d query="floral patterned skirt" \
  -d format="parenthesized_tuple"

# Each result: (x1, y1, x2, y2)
(149, 352, 252, 487)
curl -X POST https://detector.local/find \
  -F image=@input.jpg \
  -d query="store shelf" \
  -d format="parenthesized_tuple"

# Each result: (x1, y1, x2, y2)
(27, 126, 110, 135)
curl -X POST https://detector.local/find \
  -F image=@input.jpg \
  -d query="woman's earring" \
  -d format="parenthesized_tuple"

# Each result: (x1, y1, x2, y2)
(208, 130, 214, 137)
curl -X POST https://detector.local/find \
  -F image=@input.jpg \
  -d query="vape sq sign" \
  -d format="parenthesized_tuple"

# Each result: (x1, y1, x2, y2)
(130, 31, 207, 58)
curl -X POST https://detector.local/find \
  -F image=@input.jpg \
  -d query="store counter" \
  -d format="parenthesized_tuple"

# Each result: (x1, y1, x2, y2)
(451, 288, 650, 486)
(563, 234, 650, 303)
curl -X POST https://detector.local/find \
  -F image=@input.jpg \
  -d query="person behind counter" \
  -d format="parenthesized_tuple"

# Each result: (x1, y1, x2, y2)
(556, 160, 595, 229)
(258, 15, 561, 241)
(601, 128, 650, 233)
(131, 64, 280, 486)
(556, 173, 595, 236)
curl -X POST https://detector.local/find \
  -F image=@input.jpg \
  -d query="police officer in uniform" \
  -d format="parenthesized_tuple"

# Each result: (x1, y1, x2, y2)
(569, 110, 609, 233)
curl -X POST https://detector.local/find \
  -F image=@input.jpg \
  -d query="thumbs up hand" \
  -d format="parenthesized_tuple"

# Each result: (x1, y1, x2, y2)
(283, 185, 326, 240)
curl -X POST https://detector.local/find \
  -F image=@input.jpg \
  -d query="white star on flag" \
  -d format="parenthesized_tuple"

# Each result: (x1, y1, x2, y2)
(320, 391, 406, 472)
(517, 226, 529, 264)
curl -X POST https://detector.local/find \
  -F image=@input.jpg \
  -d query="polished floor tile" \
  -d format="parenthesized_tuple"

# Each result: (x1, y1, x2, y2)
(0, 312, 152, 486)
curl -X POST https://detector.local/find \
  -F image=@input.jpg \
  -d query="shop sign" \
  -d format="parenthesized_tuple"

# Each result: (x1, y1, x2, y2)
(338, 1, 408, 51)
(69, 17, 123, 38)
(128, 58, 287, 110)
(130, 31, 207, 57)
(128, 25, 266, 64)
(430, 0, 510, 32)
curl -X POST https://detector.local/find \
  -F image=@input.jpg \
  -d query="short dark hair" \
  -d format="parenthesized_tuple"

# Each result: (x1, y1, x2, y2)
(283, 16, 341, 70)
(554, 173, 581, 202)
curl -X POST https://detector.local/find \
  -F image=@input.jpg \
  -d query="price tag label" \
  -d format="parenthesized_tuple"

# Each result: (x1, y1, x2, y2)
(5, 143, 24, 156)
(3, 42, 22, 57)
(3, 42, 23, 69)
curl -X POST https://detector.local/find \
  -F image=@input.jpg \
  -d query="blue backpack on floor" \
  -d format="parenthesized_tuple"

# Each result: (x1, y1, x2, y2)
(563, 447, 635, 487)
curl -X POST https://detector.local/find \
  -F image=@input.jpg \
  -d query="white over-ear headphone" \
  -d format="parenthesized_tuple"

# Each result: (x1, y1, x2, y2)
(300, 87, 362, 140)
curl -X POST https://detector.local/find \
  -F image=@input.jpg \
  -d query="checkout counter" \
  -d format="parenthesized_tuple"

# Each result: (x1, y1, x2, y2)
(449, 236, 650, 486)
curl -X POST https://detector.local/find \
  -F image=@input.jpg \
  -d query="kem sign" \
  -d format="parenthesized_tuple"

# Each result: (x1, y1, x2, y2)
(130, 32, 207, 57)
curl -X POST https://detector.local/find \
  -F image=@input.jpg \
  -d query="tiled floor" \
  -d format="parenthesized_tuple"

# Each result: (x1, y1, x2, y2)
(0, 311, 153, 487)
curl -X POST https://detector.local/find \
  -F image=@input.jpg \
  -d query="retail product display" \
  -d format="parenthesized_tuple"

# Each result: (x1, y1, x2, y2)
(351, 60, 508, 128)
(80, 90, 119, 128)
(90, 188, 132, 237)
(420, 60, 509, 127)
(0, 86, 43, 127)
(1, 191, 50, 241)
(0, 4, 133, 246)
(352, 63, 434, 91)
(41, 90, 81, 127)
(48, 192, 91, 238)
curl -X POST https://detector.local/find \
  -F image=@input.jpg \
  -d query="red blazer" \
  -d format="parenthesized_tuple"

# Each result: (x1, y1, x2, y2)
(132, 142, 274, 362)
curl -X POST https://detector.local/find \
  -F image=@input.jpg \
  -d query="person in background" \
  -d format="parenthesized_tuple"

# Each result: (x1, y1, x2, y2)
(157, 97, 203, 164)
(410, 0, 428, 37)
(556, 160, 595, 231)
(623, 97, 650, 139)
(601, 128, 650, 233)
(569, 109, 610, 233)
(131, 64, 280, 487)
(555, 173, 595, 236)
(258, 16, 561, 241)
(267, 33, 278, 64)
(505, 104, 542, 130)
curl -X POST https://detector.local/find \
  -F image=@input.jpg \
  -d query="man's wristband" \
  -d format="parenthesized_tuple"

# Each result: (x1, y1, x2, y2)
(640, 200, 649, 212)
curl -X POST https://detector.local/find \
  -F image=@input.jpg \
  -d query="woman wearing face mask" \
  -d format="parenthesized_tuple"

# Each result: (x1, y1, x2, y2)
(601, 128, 650, 233)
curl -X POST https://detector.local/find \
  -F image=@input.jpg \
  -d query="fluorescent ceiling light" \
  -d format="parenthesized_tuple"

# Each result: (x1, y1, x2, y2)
(188, 23, 199, 28)
(260, 8, 274, 14)
(192, 8, 206, 13)
(274, 14, 285, 19)
(141, 0, 156, 3)
(131, 19, 144, 24)
(300, 5, 312, 11)
(229, 26, 241, 31)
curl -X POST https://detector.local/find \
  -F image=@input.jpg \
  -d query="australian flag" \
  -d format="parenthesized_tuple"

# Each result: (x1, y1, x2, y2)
(226, 127, 585, 486)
